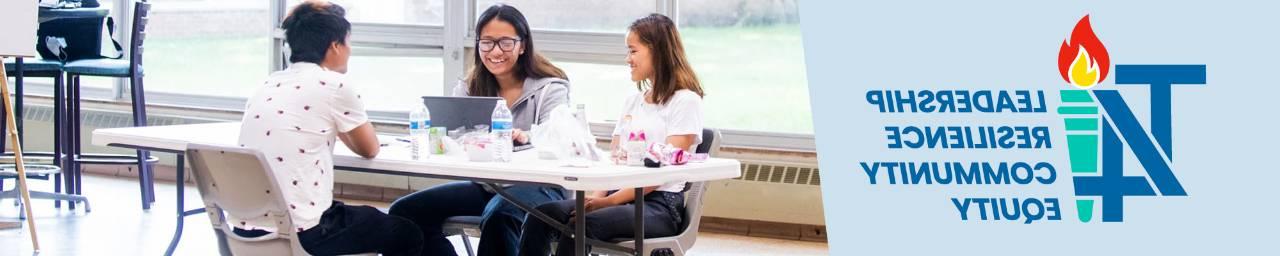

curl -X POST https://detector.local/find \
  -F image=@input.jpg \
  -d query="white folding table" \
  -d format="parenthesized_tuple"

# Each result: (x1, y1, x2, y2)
(93, 122, 741, 256)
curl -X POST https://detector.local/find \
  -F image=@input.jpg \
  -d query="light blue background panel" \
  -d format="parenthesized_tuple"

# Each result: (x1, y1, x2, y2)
(802, 1, 1280, 255)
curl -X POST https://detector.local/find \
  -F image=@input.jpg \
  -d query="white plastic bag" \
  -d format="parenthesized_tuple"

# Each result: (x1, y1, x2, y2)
(530, 106, 604, 166)
(455, 125, 496, 162)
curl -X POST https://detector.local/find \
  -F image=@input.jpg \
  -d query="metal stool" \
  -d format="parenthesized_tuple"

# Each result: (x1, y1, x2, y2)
(0, 164, 90, 219)
(2, 58, 74, 209)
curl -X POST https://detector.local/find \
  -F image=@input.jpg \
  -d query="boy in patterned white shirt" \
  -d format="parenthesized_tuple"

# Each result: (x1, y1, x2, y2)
(233, 1, 422, 255)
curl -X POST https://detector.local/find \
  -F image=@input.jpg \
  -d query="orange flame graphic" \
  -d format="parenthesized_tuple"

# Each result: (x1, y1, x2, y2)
(1058, 15, 1110, 89)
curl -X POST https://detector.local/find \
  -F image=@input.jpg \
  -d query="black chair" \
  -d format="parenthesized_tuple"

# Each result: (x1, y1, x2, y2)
(2, 58, 75, 209)
(62, 0, 159, 210)
(696, 128, 719, 156)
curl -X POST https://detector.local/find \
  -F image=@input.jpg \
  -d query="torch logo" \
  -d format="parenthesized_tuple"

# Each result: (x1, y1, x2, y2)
(1056, 15, 1204, 223)
(1058, 15, 1110, 89)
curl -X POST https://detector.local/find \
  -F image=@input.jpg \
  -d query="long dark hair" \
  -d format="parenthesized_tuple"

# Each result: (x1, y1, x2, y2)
(630, 14, 704, 105)
(466, 4, 566, 97)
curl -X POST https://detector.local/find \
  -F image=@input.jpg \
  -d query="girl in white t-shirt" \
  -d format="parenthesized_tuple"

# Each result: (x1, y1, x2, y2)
(518, 13, 706, 256)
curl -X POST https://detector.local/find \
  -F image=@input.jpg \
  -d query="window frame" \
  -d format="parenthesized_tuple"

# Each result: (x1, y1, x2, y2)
(17, 0, 815, 152)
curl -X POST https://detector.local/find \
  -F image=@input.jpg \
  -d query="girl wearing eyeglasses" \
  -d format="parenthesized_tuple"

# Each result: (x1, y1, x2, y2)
(389, 4, 572, 256)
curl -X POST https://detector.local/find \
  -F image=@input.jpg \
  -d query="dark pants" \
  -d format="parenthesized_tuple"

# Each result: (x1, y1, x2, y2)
(518, 191, 684, 256)
(389, 181, 566, 256)
(233, 201, 424, 256)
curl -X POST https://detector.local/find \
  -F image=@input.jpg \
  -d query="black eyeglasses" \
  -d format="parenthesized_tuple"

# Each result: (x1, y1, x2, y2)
(477, 38, 522, 52)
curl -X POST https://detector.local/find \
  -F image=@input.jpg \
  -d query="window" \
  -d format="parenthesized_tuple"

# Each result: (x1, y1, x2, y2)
(342, 55, 444, 112)
(144, 0, 270, 98)
(557, 62, 636, 122)
(116, 0, 813, 147)
(142, 0, 446, 104)
(679, 0, 811, 134)
(474, 0, 656, 32)
(287, 0, 445, 25)
(278, 0, 448, 113)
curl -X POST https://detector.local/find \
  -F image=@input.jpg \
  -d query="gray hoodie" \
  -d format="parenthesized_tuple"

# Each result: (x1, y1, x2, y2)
(452, 76, 571, 131)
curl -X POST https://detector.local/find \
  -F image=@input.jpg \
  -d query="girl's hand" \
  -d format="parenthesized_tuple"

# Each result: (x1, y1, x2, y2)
(572, 196, 617, 217)
(611, 148, 627, 164)
(584, 196, 617, 213)
(512, 129, 530, 144)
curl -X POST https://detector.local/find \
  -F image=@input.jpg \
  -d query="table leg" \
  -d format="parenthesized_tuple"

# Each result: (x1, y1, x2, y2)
(215, 228, 232, 256)
(137, 149, 153, 209)
(576, 190, 586, 256)
(486, 184, 634, 252)
(487, 183, 572, 233)
(165, 153, 186, 256)
(634, 187, 644, 256)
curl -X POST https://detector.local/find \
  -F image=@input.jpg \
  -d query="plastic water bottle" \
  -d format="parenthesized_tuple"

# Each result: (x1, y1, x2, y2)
(409, 103, 430, 160)
(491, 99, 514, 162)
(614, 116, 632, 164)
(574, 104, 589, 129)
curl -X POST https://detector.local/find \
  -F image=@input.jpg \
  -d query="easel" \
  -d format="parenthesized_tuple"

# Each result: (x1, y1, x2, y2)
(0, 57, 41, 251)
(0, 0, 43, 251)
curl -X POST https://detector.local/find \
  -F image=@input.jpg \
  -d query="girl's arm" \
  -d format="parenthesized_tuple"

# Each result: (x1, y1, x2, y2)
(594, 134, 696, 209)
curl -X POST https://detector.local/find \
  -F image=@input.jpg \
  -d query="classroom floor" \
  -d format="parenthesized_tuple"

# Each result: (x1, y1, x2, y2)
(0, 174, 828, 255)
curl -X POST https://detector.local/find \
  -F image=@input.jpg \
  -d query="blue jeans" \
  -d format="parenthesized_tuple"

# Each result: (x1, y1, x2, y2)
(518, 191, 684, 256)
(389, 181, 566, 256)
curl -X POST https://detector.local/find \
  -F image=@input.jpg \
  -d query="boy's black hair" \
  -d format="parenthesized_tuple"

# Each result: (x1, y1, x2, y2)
(281, 1, 350, 64)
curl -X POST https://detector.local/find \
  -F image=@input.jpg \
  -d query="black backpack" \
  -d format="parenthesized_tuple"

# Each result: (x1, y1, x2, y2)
(36, 0, 121, 62)
(39, 0, 100, 8)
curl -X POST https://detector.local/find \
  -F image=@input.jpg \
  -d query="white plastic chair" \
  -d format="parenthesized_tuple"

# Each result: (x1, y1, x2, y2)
(593, 128, 721, 256)
(601, 181, 709, 256)
(186, 143, 374, 256)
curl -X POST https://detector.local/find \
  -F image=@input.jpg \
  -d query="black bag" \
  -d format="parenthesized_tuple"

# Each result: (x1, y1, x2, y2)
(36, 15, 122, 62)
(38, 0, 100, 9)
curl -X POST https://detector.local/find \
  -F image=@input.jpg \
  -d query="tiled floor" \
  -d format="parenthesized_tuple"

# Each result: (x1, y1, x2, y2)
(1, 174, 828, 255)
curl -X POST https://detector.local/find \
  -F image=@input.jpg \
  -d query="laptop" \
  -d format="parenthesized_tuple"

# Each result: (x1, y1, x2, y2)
(422, 96, 499, 131)
(421, 96, 533, 151)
